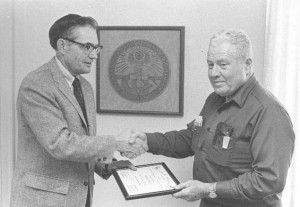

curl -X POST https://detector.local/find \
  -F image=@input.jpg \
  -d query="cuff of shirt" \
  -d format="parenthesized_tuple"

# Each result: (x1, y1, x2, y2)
(146, 133, 160, 154)
(216, 180, 239, 198)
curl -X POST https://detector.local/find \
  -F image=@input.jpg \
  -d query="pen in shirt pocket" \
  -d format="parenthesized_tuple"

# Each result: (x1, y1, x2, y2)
(194, 116, 203, 127)
(192, 116, 203, 132)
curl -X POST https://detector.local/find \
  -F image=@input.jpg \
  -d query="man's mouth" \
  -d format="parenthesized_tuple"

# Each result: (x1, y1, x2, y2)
(84, 62, 92, 67)
(213, 81, 225, 87)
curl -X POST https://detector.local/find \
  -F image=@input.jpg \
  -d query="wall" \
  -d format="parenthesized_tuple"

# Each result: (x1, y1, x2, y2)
(0, 0, 15, 206)
(0, 0, 266, 206)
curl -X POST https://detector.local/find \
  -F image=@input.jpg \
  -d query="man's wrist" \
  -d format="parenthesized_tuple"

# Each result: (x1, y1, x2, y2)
(207, 182, 217, 198)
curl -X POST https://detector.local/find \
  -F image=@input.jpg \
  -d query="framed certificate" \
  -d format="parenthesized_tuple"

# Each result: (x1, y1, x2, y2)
(113, 162, 180, 200)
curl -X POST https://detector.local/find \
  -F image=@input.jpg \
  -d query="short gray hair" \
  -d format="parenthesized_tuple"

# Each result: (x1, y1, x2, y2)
(209, 29, 253, 60)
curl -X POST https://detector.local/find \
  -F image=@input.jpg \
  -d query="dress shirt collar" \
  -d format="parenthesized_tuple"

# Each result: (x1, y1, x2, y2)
(226, 74, 258, 108)
(55, 56, 75, 88)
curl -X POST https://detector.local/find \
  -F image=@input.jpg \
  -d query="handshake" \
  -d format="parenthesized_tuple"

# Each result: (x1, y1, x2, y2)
(114, 129, 148, 159)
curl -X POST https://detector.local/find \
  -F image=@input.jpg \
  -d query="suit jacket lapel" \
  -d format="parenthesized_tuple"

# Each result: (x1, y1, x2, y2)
(48, 57, 88, 128)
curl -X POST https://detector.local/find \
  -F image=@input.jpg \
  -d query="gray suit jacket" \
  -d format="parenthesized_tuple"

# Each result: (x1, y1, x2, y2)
(10, 57, 113, 207)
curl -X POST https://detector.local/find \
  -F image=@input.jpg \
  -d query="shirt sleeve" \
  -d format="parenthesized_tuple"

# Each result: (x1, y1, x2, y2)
(216, 104, 295, 201)
(146, 128, 195, 158)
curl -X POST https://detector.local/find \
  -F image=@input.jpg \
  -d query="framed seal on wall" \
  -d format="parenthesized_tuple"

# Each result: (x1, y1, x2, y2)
(96, 26, 184, 116)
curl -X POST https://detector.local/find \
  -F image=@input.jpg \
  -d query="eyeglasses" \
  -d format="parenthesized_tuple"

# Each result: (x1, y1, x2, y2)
(61, 37, 103, 54)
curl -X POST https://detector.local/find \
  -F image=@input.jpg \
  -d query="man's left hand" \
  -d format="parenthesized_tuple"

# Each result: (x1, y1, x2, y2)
(107, 160, 137, 173)
(172, 180, 212, 202)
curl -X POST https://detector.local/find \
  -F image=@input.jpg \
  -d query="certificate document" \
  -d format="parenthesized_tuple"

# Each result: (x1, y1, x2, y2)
(113, 162, 180, 200)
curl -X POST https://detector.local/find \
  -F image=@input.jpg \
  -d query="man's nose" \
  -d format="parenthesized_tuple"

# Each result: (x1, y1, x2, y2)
(89, 49, 98, 59)
(210, 65, 220, 77)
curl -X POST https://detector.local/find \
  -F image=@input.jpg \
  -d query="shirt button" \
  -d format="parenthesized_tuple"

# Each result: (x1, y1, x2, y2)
(84, 181, 88, 186)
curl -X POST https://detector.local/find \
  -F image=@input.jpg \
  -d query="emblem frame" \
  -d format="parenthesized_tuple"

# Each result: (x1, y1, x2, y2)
(96, 26, 184, 116)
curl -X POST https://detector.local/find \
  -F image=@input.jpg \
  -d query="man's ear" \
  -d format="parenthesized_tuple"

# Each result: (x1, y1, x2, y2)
(245, 58, 252, 77)
(57, 39, 67, 54)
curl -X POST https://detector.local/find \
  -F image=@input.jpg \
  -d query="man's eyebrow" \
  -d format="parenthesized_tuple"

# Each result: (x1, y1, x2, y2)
(84, 42, 98, 46)
(216, 58, 229, 62)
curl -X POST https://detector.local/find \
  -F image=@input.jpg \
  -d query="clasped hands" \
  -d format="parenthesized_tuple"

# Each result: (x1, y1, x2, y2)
(115, 129, 148, 159)
(95, 129, 147, 175)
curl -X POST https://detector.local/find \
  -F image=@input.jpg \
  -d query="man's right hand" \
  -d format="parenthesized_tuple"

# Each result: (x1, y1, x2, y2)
(119, 130, 148, 159)
(115, 129, 148, 158)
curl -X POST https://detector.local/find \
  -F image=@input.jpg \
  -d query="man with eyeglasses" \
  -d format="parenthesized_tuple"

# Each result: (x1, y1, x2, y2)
(10, 14, 146, 207)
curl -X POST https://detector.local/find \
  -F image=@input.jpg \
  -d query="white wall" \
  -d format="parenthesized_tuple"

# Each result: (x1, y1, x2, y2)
(1, 0, 266, 206)
(0, 0, 15, 206)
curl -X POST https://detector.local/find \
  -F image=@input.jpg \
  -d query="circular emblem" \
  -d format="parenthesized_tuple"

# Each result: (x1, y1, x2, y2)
(109, 40, 170, 103)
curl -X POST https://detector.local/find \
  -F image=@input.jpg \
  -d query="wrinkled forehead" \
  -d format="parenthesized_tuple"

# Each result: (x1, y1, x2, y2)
(207, 40, 238, 59)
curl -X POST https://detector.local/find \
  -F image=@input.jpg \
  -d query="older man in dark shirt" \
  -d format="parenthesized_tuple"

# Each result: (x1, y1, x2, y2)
(127, 29, 295, 207)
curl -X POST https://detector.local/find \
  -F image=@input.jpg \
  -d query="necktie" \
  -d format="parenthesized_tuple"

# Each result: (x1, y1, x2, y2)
(73, 78, 89, 206)
(72, 77, 87, 122)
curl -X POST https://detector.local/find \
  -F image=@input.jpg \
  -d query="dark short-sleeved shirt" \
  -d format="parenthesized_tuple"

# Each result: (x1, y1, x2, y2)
(147, 75, 294, 207)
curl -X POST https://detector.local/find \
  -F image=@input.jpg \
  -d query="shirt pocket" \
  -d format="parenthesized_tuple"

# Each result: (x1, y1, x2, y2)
(22, 172, 69, 207)
(206, 126, 236, 167)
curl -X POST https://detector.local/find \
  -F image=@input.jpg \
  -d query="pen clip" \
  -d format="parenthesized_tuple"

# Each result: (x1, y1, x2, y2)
(194, 116, 203, 127)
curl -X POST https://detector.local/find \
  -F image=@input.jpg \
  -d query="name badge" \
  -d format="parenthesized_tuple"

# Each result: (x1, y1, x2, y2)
(222, 136, 231, 149)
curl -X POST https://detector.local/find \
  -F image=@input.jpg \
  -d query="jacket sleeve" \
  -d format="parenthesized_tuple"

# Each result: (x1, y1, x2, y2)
(19, 75, 116, 162)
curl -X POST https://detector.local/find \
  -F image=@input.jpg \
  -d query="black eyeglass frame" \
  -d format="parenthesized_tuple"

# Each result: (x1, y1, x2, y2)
(60, 37, 103, 54)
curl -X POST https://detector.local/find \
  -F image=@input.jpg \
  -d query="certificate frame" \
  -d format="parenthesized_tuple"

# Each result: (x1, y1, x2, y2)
(96, 26, 185, 116)
(113, 162, 180, 200)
